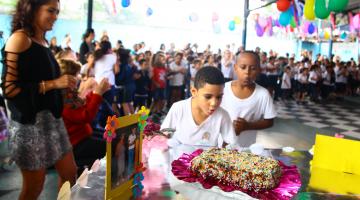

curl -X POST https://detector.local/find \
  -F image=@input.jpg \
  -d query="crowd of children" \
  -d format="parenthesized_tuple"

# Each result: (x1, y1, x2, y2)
(3, 27, 360, 173)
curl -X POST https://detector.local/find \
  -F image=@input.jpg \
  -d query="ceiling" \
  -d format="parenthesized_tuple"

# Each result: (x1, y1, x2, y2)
(347, 0, 360, 12)
(257, 0, 360, 12)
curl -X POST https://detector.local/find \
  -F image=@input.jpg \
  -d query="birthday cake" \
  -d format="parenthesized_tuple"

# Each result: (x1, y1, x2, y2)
(190, 148, 282, 192)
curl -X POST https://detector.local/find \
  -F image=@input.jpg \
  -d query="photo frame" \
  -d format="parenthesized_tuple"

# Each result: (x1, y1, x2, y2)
(104, 107, 148, 200)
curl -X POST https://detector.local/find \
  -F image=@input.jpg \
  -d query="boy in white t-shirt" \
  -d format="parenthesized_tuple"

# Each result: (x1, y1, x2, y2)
(161, 67, 236, 147)
(221, 51, 277, 147)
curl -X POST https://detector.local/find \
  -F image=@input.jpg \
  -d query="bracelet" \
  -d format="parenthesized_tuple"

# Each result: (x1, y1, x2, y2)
(41, 81, 46, 95)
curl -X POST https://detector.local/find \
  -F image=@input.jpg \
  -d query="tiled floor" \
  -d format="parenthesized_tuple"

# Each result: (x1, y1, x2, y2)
(0, 96, 360, 199)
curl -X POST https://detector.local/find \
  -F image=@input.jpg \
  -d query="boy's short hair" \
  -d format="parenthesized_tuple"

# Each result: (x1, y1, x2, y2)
(194, 67, 224, 89)
(237, 51, 261, 67)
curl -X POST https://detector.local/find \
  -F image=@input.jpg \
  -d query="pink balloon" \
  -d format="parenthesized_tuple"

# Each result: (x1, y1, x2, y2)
(353, 14, 360, 29)
(349, 12, 355, 32)
(258, 16, 268, 27)
(267, 17, 273, 36)
(302, 21, 309, 34)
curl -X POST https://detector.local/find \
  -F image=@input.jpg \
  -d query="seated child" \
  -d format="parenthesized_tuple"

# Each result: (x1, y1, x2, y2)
(161, 67, 236, 147)
(58, 59, 111, 173)
(221, 51, 276, 147)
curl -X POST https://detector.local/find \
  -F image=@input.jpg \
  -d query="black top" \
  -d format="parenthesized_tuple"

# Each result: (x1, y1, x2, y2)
(135, 69, 150, 95)
(1, 41, 63, 124)
(79, 41, 94, 65)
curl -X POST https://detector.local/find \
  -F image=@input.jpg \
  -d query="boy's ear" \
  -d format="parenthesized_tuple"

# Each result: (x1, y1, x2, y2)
(190, 86, 198, 97)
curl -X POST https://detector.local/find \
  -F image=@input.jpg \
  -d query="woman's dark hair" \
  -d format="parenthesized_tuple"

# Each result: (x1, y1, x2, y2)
(94, 40, 112, 61)
(11, 0, 59, 35)
(82, 28, 94, 40)
(117, 48, 131, 65)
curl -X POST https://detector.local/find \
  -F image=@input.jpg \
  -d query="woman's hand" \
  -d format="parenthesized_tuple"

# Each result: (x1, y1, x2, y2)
(51, 75, 77, 90)
(94, 78, 111, 95)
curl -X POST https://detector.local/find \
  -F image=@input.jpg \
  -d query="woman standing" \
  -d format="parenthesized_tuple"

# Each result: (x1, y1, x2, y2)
(1, 0, 77, 199)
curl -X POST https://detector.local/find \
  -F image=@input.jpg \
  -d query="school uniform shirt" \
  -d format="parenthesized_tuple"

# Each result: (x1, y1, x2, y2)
(189, 65, 198, 87)
(169, 62, 186, 86)
(220, 82, 277, 147)
(161, 98, 236, 147)
(308, 71, 318, 84)
(334, 66, 348, 83)
(281, 73, 291, 89)
(221, 59, 234, 80)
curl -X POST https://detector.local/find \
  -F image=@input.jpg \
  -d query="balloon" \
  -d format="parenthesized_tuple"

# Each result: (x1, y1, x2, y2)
(298, 2, 304, 16)
(228, 20, 236, 31)
(258, 16, 268, 27)
(275, 19, 281, 27)
(267, 16, 273, 36)
(324, 31, 330, 39)
(146, 7, 153, 16)
(121, 0, 130, 8)
(277, 0, 291, 12)
(302, 21, 309, 33)
(328, 0, 349, 13)
(255, 23, 264, 37)
(315, 0, 330, 19)
(212, 12, 219, 22)
(234, 16, 241, 24)
(189, 13, 199, 22)
(304, 0, 315, 20)
(279, 9, 292, 26)
(340, 32, 347, 39)
(353, 14, 360, 29)
(308, 23, 315, 34)
(290, 16, 297, 28)
(348, 12, 355, 32)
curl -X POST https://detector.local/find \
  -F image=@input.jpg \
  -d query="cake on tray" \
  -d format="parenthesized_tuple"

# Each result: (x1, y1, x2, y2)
(190, 148, 282, 192)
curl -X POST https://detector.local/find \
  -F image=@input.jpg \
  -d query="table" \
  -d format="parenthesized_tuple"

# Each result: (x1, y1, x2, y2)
(70, 139, 360, 200)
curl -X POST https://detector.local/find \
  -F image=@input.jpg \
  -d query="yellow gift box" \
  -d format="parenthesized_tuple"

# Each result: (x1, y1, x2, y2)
(312, 134, 360, 175)
(309, 134, 360, 194)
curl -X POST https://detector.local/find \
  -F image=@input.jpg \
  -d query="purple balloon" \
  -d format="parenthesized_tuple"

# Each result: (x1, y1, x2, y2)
(275, 19, 281, 27)
(308, 23, 315, 34)
(255, 23, 264, 37)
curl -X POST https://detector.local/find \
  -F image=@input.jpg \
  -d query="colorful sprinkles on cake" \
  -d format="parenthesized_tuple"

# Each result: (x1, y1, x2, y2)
(190, 148, 282, 192)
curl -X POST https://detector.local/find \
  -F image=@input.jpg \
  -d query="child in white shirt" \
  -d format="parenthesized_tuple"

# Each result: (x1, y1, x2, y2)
(221, 51, 276, 147)
(161, 67, 236, 147)
(281, 66, 292, 100)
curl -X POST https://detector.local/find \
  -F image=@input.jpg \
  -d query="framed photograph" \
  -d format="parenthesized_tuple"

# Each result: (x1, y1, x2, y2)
(105, 114, 143, 200)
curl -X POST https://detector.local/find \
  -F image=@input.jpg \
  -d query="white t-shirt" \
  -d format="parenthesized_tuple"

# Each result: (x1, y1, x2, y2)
(221, 59, 234, 79)
(220, 82, 277, 147)
(94, 53, 116, 85)
(189, 65, 198, 87)
(322, 71, 333, 86)
(169, 62, 186, 86)
(298, 73, 308, 84)
(334, 66, 347, 83)
(308, 71, 318, 84)
(281, 73, 291, 89)
(161, 98, 236, 147)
